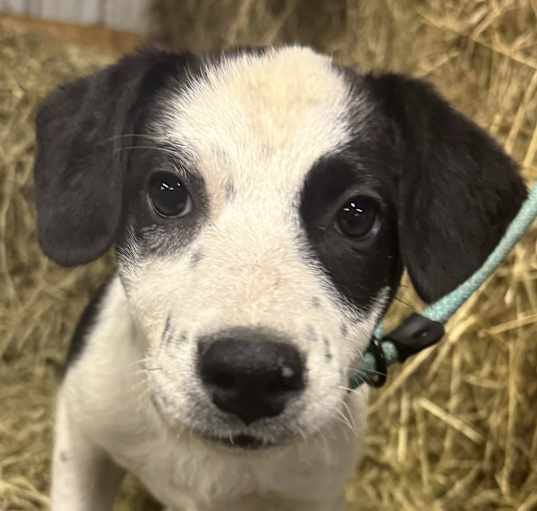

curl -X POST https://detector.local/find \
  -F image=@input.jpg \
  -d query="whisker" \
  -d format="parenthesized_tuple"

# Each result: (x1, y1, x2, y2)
(98, 133, 165, 145)
(337, 383, 368, 397)
(113, 145, 180, 158)
(348, 360, 388, 379)
(292, 422, 307, 443)
(341, 399, 358, 436)
(130, 355, 154, 369)
(334, 407, 354, 435)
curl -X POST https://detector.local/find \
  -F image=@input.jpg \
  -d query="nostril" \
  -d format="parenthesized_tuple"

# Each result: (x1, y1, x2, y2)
(266, 379, 283, 393)
(266, 375, 285, 394)
(209, 371, 235, 390)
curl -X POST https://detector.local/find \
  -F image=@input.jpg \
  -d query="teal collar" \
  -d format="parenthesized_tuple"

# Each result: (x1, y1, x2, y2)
(353, 183, 537, 389)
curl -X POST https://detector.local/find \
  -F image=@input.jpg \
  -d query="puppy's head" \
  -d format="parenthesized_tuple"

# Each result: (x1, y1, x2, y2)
(34, 47, 526, 448)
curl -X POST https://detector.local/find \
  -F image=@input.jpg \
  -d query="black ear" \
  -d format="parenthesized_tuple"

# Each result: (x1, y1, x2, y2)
(367, 73, 527, 303)
(34, 49, 189, 266)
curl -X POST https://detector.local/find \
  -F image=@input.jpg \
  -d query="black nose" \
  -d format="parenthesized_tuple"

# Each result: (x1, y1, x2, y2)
(198, 331, 305, 425)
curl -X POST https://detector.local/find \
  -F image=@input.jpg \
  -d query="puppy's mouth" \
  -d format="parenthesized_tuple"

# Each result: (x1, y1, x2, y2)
(150, 395, 279, 450)
(200, 432, 276, 450)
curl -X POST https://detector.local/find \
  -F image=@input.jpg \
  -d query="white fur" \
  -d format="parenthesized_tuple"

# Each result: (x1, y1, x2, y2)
(52, 46, 383, 510)
(54, 278, 370, 510)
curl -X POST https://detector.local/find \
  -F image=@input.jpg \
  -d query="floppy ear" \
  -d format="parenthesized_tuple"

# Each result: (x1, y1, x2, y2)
(367, 73, 527, 302)
(33, 49, 188, 266)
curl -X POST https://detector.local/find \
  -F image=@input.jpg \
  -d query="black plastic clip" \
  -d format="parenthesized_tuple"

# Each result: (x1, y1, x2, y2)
(385, 313, 445, 363)
(363, 314, 445, 389)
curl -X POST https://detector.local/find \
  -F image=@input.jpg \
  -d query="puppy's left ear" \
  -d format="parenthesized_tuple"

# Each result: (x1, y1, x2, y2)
(33, 49, 192, 266)
(366, 73, 527, 303)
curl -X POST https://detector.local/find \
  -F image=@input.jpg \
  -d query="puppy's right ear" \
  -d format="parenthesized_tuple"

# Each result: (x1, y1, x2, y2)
(33, 49, 189, 266)
(365, 73, 527, 303)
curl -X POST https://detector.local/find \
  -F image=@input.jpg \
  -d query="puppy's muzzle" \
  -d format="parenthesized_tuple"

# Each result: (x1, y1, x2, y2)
(198, 329, 305, 425)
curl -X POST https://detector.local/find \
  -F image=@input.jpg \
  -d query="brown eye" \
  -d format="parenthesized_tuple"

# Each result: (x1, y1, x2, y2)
(148, 171, 192, 218)
(337, 196, 380, 238)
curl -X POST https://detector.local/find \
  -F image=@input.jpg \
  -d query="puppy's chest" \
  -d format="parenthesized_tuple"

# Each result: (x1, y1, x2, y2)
(109, 431, 261, 508)
(106, 426, 338, 510)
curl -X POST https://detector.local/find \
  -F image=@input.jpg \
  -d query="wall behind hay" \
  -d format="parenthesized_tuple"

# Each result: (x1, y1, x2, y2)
(0, 0, 152, 31)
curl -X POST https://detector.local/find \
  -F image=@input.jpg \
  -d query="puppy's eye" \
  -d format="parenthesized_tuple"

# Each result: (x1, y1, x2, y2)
(336, 196, 380, 238)
(148, 171, 192, 218)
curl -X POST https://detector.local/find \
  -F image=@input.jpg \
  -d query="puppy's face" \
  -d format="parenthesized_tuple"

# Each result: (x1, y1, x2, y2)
(117, 48, 400, 446)
(34, 46, 525, 449)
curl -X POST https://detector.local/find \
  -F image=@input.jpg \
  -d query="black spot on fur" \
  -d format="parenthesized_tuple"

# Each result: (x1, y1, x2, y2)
(311, 296, 321, 309)
(323, 337, 333, 362)
(225, 180, 236, 201)
(164, 329, 187, 346)
(300, 154, 402, 313)
(306, 325, 317, 342)
(191, 250, 204, 267)
(161, 314, 173, 346)
(340, 323, 348, 337)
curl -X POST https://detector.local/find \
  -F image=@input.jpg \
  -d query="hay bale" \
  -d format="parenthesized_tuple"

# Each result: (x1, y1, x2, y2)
(1, 1, 536, 509)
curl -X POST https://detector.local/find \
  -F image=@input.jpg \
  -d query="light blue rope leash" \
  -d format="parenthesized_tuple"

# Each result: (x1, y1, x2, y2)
(353, 183, 537, 388)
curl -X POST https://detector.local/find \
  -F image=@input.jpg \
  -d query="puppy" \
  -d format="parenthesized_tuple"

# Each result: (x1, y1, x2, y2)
(34, 46, 526, 511)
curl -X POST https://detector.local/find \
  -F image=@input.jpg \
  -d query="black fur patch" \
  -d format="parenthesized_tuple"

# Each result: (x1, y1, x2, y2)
(363, 72, 527, 302)
(323, 337, 333, 362)
(300, 68, 526, 314)
(311, 296, 321, 309)
(190, 250, 204, 267)
(118, 149, 209, 260)
(225, 179, 237, 201)
(161, 314, 173, 347)
(34, 49, 204, 266)
(64, 280, 110, 371)
(305, 325, 317, 343)
(299, 152, 402, 313)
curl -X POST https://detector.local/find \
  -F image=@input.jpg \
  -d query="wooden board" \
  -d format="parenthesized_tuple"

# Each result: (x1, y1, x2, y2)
(0, 12, 143, 54)
(0, 0, 151, 32)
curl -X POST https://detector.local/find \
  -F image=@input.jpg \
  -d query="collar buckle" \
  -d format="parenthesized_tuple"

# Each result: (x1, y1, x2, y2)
(362, 314, 445, 388)
(385, 313, 445, 363)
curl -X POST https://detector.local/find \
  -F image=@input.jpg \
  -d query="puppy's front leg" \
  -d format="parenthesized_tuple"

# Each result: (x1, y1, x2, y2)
(50, 390, 125, 511)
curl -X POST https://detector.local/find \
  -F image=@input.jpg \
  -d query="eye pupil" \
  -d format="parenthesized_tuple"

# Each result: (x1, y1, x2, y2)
(337, 196, 379, 238)
(148, 171, 191, 218)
